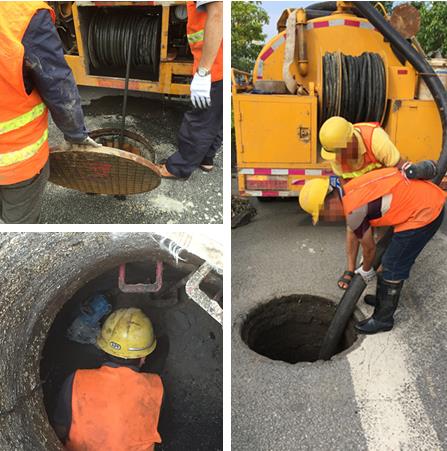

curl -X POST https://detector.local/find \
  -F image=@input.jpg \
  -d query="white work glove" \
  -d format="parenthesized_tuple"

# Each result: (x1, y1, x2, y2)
(62, 136, 102, 151)
(355, 266, 376, 284)
(190, 72, 211, 109)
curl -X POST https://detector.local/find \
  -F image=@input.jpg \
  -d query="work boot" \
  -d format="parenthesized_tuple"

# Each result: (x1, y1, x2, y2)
(364, 294, 376, 306)
(363, 272, 385, 307)
(355, 277, 404, 334)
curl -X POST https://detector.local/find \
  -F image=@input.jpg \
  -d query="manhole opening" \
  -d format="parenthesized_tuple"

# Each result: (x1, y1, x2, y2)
(241, 295, 359, 363)
(40, 259, 222, 450)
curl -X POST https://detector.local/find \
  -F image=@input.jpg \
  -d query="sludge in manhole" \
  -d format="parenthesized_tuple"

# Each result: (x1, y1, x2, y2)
(39, 260, 222, 450)
(241, 295, 359, 363)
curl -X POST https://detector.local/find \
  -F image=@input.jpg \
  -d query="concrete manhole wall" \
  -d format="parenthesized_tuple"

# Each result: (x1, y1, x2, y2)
(0, 233, 222, 451)
(241, 295, 361, 363)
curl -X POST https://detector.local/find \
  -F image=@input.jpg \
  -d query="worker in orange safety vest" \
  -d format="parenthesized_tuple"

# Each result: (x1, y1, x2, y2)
(0, 2, 99, 224)
(299, 167, 446, 334)
(157, 1, 223, 180)
(319, 116, 437, 291)
(52, 308, 164, 450)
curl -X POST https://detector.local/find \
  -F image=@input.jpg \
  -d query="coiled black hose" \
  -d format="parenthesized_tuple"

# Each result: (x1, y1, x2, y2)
(322, 52, 386, 124)
(88, 12, 161, 70)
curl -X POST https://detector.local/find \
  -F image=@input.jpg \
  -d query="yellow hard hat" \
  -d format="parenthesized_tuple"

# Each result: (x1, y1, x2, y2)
(319, 116, 354, 158)
(299, 178, 330, 224)
(97, 308, 157, 359)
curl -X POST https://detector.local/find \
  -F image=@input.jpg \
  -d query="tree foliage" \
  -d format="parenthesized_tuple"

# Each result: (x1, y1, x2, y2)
(411, 2, 447, 57)
(231, 2, 269, 72)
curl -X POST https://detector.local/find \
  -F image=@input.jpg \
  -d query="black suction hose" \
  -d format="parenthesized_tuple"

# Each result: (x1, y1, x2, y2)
(355, 1, 447, 184)
(319, 2, 447, 360)
(120, 29, 134, 148)
(318, 228, 393, 361)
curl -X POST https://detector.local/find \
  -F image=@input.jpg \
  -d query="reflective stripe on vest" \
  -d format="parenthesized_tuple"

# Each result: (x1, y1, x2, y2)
(0, 129, 48, 167)
(340, 162, 382, 179)
(0, 102, 46, 136)
(187, 29, 204, 44)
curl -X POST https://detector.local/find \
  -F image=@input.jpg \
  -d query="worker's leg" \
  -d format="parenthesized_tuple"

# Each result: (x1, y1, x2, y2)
(338, 226, 360, 289)
(0, 161, 49, 224)
(201, 111, 223, 166)
(356, 208, 444, 334)
(166, 80, 223, 178)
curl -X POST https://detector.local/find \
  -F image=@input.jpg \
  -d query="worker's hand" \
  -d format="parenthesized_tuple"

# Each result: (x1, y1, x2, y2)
(62, 136, 102, 151)
(190, 72, 211, 109)
(355, 266, 376, 284)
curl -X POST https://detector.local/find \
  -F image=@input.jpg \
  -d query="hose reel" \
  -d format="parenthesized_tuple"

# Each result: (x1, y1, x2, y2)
(87, 11, 161, 76)
(322, 51, 386, 124)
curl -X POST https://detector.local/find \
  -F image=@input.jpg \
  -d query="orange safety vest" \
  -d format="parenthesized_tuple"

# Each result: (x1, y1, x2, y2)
(0, 2, 54, 185)
(337, 122, 382, 179)
(66, 365, 163, 451)
(343, 167, 447, 233)
(186, 1, 223, 82)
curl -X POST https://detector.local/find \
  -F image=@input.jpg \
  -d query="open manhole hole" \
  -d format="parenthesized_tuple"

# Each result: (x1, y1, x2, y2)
(40, 260, 222, 450)
(241, 295, 360, 363)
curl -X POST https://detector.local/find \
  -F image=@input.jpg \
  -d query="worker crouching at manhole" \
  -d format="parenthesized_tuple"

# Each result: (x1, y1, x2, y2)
(300, 166, 446, 335)
(0, 2, 100, 224)
(156, 1, 223, 180)
(319, 116, 408, 291)
(52, 308, 164, 450)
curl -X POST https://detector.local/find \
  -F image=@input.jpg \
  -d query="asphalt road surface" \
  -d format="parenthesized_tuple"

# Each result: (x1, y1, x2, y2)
(232, 195, 447, 450)
(42, 87, 222, 224)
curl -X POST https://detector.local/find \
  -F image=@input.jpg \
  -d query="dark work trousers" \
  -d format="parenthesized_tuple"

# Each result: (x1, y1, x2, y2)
(166, 80, 223, 178)
(382, 208, 445, 281)
(0, 160, 49, 224)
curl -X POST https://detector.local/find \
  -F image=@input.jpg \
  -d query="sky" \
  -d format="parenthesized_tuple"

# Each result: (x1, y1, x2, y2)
(261, 1, 313, 40)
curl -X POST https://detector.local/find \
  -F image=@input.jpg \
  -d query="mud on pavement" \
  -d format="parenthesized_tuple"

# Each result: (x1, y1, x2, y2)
(43, 88, 223, 224)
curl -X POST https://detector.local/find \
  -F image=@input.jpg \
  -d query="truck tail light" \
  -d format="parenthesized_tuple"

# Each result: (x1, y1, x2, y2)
(245, 175, 288, 190)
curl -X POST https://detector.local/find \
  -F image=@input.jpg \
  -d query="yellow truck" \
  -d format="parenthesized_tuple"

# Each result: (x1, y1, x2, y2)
(232, 2, 446, 199)
(51, 1, 193, 95)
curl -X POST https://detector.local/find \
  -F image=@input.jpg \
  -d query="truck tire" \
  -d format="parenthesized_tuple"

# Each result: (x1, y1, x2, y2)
(0, 233, 221, 451)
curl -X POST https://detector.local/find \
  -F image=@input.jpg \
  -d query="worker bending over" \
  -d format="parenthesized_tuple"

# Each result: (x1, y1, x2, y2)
(0, 2, 99, 224)
(52, 308, 163, 450)
(319, 116, 436, 290)
(157, 0, 223, 180)
(300, 167, 446, 334)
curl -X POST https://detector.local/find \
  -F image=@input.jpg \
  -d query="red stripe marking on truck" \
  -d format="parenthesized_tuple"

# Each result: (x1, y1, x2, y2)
(260, 48, 274, 61)
(344, 19, 360, 27)
(314, 21, 330, 28)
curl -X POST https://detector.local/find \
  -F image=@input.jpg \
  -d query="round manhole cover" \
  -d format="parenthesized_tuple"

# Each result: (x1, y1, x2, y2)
(241, 295, 361, 363)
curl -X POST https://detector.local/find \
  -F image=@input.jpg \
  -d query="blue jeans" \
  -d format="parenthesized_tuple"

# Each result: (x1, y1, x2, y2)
(382, 208, 445, 281)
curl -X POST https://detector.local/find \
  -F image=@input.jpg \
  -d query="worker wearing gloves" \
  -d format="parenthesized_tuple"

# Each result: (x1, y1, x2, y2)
(0, 2, 99, 224)
(319, 116, 437, 290)
(52, 308, 163, 450)
(156, 0, 223, 179)
(299, 167, 446, 334)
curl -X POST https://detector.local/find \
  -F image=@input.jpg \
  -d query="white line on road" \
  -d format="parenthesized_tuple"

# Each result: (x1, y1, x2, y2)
(347, 326, 441, 450)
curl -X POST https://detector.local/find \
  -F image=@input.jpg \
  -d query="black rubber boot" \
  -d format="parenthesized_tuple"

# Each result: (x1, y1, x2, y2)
(364, 294, 376, 307)
(356, 278, 404, 334)
(363, 273, 383, 307)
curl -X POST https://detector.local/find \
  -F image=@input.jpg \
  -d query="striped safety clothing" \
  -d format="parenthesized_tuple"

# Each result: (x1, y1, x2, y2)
(0, 2, 54, 185)
(332, 122, 383, 179)
(187, 1, 223, 82)
(343, 167, 447, 234)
